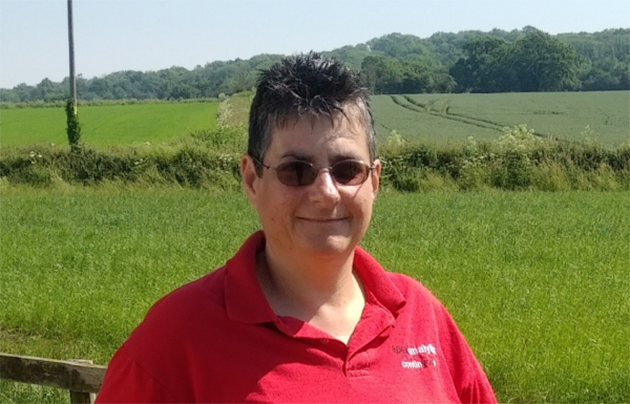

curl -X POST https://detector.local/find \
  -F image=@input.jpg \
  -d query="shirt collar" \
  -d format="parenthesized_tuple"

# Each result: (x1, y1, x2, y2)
(224, 231, 276, 323)
(224, 231, 406, 324)
(353, 245, 407, 315)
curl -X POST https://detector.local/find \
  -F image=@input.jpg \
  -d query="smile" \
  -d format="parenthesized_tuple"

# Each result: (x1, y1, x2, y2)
(298, 217, 347, 223)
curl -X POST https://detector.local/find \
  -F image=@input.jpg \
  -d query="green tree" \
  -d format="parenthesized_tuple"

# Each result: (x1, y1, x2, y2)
(510, 31, 580, 91)
(360, 56, 404, 93)
(450, 36, 508, 92)
(451, 30, 581, 92)
(367, 33, 430, 59)
(0, 88, 20, 102)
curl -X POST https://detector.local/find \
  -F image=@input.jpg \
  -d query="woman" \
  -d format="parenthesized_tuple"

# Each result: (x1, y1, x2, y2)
(96, 53, 497, 404)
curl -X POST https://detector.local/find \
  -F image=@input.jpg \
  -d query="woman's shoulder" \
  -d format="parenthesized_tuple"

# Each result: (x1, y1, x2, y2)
(146, 265, 228, 321)
(124, 265, 230, 352)
(386, 272, 440, 303)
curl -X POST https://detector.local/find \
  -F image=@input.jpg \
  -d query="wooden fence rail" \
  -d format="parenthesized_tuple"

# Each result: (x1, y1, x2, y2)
(0, 352, 107, 404)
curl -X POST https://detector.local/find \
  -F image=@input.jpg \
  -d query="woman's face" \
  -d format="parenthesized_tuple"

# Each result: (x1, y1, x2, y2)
(242, 112, 380, 260)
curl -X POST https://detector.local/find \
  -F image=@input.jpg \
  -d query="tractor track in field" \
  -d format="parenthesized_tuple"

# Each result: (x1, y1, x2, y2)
(390, 95, 551, 138)
(404, 96, 510, 128)
(390, 95, 503, 133)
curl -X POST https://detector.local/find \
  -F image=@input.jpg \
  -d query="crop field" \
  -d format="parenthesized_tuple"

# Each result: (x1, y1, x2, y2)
(0, 101, 219, 147)
(371, 90, 629, 146)
(1, 188, 628, 403)
(0, 90, 628, 403)
(2, 91, 628, 149)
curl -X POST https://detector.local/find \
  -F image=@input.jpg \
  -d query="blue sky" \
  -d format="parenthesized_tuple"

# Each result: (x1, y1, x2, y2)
(1, 0, 628, 89)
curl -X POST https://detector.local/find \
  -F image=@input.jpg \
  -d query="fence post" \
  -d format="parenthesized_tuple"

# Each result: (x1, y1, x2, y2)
(68, 359, 96, 404)
(0, 352, 106, 403)
(69, 390, 95, 404)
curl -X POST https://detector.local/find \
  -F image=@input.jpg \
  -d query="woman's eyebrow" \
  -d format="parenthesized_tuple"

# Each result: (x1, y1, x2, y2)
(279, 151, 365, 163)
(330, 152, 365, 162)
(279, 151, 312, 161)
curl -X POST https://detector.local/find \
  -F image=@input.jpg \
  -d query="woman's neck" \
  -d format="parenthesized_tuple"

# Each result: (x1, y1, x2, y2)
(256, 246, 366, 344)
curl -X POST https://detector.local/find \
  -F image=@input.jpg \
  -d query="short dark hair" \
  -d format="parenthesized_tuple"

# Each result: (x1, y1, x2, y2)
(248, 52, 375, 175)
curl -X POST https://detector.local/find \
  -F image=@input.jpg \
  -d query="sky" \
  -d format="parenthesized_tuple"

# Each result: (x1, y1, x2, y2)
(1, 0, 628, 89)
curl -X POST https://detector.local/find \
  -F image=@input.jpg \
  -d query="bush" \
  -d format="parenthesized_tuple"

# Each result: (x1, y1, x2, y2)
(0, 141, 242, 190)
(65, 100, 82, 148)
(378, 125, 629, 192)
(1, 125, 628, 191)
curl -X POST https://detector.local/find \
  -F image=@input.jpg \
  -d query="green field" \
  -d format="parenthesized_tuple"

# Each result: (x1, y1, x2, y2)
(2, 91, 628, 148)
(0, 101, 219, 147)
(371, 91, 630, 146)
(1, 188, 628, 403)
(1, 90, 629, 402)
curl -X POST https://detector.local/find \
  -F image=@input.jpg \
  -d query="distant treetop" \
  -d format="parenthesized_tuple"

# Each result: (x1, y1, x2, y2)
(1, 28, 628, 103)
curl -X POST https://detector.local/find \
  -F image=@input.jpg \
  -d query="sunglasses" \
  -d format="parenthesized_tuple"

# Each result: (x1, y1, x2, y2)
(256, 158, 375, 187)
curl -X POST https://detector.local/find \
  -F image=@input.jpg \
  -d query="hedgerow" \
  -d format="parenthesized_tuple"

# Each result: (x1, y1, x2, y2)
(1, 125, 628, 191)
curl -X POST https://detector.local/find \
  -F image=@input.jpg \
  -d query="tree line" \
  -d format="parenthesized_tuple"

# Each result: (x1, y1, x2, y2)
(1, 27, 627, 103)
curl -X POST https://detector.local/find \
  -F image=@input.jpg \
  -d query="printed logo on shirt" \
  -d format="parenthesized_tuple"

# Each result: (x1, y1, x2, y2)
(391, 343, 438, 370)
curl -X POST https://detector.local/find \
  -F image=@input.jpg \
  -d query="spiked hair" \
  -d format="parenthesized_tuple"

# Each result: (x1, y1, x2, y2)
(248, 52, 375, 175)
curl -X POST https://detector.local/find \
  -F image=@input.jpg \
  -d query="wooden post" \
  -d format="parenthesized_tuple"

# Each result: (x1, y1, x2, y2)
(68, 359, 97, 404)
(0, 353, 106, 404)
(69, 391, 95, 404)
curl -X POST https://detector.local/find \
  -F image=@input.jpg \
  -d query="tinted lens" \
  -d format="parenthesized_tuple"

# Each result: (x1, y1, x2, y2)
(273, 160, 371, 187)
(275, 161, 317, 186)
(331, 161, 370, 185)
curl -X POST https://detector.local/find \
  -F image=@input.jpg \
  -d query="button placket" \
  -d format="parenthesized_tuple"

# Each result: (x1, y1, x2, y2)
(342, 303, 396, 377)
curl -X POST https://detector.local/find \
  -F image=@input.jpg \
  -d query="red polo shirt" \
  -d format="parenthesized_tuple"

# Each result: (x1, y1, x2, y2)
(96, 231, 496, 403)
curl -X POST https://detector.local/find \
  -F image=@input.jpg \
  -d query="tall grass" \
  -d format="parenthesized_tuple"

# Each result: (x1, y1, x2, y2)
(0, 189, 256, 353)
(0, 101, 219, 146)
(363, 191, 629, 403)
(378, 125, 630, 192)
(0, 131, 244, 190)
(1, 124, 628, 191)
(372, 91, 630, 146)
(1, 189, 628, 403)
(1, 92, 628, 402)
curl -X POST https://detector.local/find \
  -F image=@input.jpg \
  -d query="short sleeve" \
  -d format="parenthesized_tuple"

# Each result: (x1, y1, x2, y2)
(436, 305, 498, 404)
(95, 344, 175, 404)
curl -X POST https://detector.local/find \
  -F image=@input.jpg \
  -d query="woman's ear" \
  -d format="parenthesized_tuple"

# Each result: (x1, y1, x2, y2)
(371, 158, 381, 197)
(241, 154, 259, 204)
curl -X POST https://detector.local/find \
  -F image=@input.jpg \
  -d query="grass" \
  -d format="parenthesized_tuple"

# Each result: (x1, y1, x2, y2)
(0, 101, 219, 147)
(371, 91, 630, 146)
(1, 91, 628, 402)
(363, 191, 629, 403)
(0, 187, 628, 403)
(217, 91, 253, 128)
(3, 91, 628, 149)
